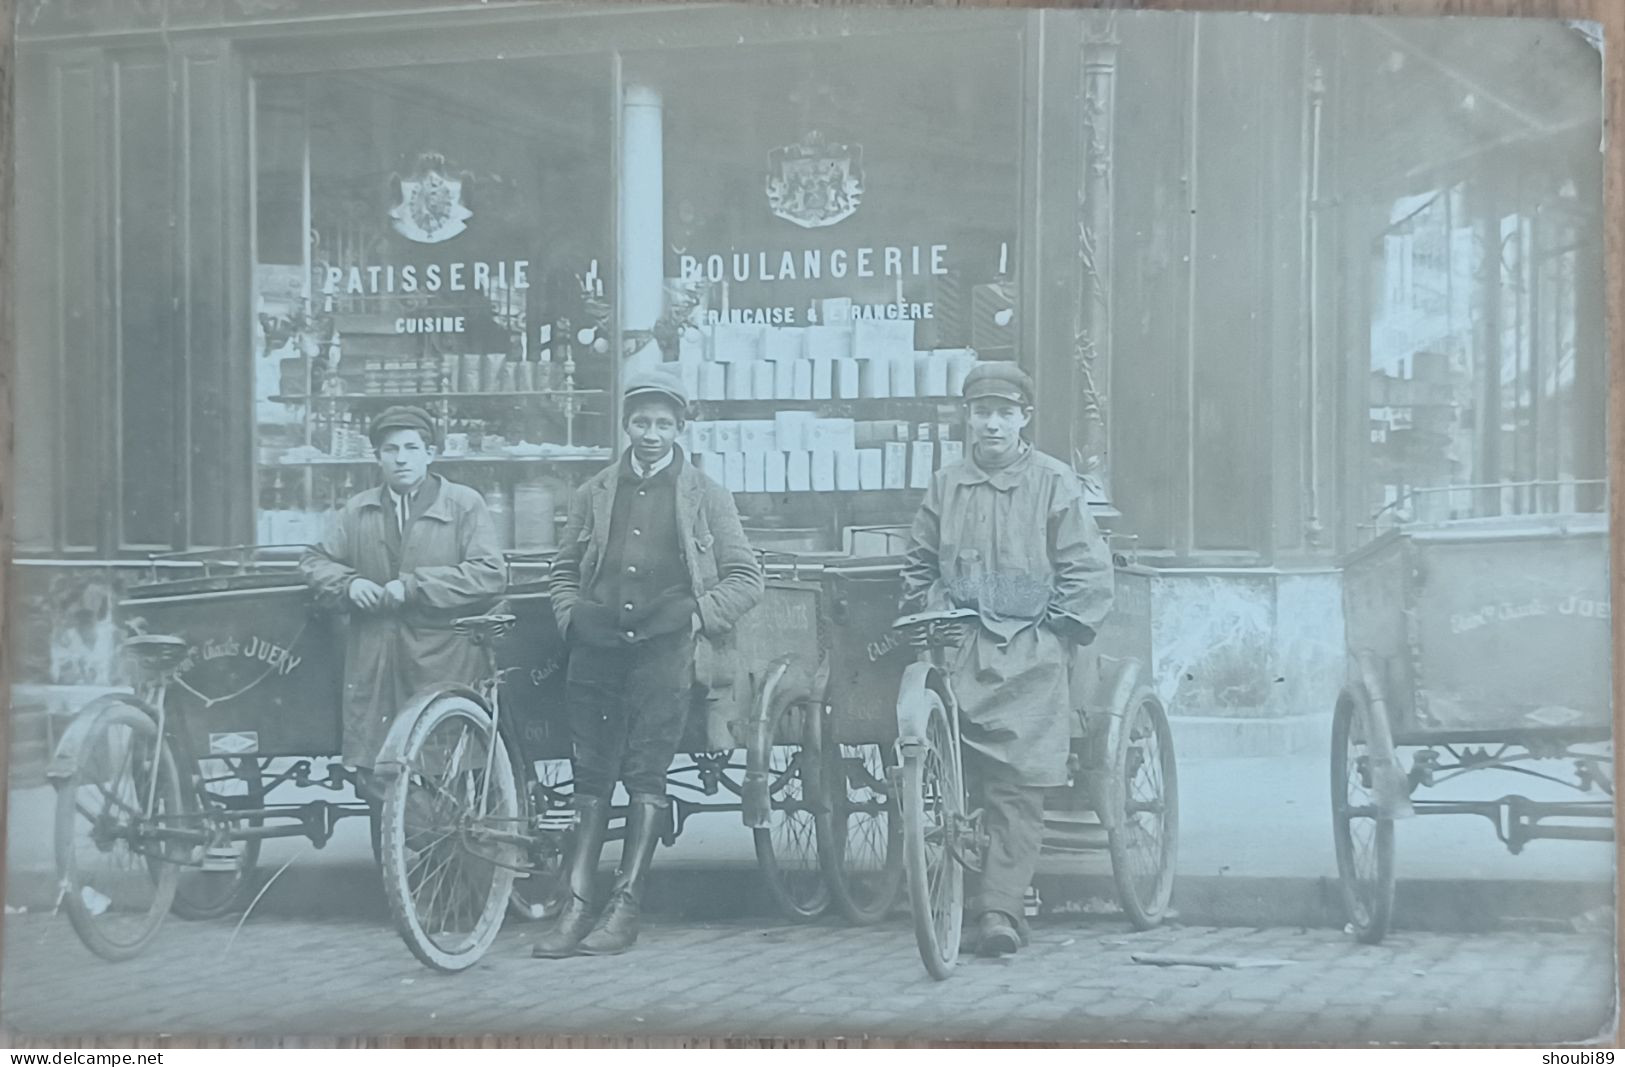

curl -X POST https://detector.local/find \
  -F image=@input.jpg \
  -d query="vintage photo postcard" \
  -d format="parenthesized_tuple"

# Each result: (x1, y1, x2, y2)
(1, 0, 1616, 1047)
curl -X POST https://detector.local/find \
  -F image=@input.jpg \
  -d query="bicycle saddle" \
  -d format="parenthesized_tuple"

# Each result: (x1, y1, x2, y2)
(453, 613, 518, 644)
(120, 633, 191, 670)
(891, 608, 979, 630)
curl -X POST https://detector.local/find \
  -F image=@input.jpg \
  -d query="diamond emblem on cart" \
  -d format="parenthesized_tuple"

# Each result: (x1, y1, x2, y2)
(389, 153, 473, 244)
(1526, 705, 1584, 727)
(765, 132, 864, 229)
(209, 731, 260, 756)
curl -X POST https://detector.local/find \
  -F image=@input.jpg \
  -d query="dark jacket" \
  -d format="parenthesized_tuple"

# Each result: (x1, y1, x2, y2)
(551, 448, 764, 692)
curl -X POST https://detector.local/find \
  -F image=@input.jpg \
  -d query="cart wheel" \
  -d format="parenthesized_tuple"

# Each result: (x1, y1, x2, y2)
(171, 757, 265, 921)
(901, 688, 963, 981)
(752, 688, 831, 921)
(379, 693, 520, 972)
(1104, 687, 1179, 930)
(53, 700, 184, 961)
(508, 758, 571, 923)
(1331, 683, 1395, 944)
(816, 731, 903, 925)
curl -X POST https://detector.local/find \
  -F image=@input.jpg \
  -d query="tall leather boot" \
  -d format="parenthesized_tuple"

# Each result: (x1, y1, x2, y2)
(576, 794, 665, 956)
(531, 794, 610, 959)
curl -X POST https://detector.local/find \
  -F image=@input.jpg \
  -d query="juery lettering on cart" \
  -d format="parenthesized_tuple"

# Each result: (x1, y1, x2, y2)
(1449, 593, 1610, 635)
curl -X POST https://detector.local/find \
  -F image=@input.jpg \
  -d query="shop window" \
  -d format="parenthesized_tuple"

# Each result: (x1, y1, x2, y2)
(631, 31, 1023, 552)
(251, 58, 614, 550)
(1364, 175, 1605, 528)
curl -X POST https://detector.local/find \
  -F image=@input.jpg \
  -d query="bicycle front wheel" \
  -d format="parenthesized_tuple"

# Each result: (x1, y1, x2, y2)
(901, 687, 963, 981)
(379, 693, 520, 972)
(54, 700, 185, 961)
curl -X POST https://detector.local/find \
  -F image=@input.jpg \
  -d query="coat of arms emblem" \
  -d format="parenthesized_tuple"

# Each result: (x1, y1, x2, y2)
(765, 132, 864, 229)
(389, 153, 473, 244)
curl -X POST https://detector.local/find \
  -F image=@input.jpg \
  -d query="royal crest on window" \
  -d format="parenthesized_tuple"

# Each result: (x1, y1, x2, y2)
(388, 152, 473, 244)
(764, 131, 864, 229)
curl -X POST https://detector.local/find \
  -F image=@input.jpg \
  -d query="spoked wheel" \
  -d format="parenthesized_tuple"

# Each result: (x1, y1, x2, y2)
(1331, 683, 1396, 944)
(1104, 688, 1179, 930)
(900, 688, 964, 981)
(53, 700, 185, 961)
(752, 688, 830, 921)
(816, 728, 903, 925)
(379, 693, 521, 972)
(508, 757, 572, 923)
(171, 757, 265, 921)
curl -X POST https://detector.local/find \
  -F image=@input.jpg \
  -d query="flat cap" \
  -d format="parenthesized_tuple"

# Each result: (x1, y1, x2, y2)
(368, 404, 438, 448)
(623, 363, 689, 413)
(962, 361, 1034, 406)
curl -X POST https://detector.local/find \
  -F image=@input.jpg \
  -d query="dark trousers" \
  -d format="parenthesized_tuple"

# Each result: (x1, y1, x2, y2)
(565, 631, 695, 801)
(965, 748, 1045, 921)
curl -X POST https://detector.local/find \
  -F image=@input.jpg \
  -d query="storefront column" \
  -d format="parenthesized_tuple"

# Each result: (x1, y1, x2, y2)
(620, 83, 665, 386)
(1074, 11, 1117, 491)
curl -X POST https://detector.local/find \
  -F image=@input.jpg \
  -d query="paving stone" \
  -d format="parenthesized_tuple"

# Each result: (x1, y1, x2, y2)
(3, 913, 1616, 1044)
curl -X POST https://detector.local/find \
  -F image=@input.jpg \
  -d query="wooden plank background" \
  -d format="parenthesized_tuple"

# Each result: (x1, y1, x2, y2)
(0, 0, 1619, 1049)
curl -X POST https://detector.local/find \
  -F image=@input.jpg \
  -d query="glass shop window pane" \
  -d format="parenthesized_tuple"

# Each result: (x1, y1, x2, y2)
(251, 58, 614, 550)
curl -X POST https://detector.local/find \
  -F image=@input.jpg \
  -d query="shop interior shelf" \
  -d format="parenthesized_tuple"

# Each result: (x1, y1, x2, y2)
(689, 397, 960, 417)
(269, 389, 606, 404)
(259, 452, 611, 466)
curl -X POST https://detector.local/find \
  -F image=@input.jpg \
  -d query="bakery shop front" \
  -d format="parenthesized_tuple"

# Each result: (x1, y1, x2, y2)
(10, 2, 1605, 758)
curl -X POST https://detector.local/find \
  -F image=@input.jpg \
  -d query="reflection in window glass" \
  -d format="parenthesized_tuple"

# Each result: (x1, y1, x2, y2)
(1365, 177, 1598, 526)
(252, 59, 612, 549)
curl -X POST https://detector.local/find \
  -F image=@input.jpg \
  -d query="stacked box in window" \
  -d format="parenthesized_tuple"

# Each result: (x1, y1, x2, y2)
(927, 270, 968, 349)
(970, 281, 1017, 358)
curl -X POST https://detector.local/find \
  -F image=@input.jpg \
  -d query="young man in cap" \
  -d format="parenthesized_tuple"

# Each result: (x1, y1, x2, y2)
(301, 405, 506, 785)
(899, 361, 1115, 957)
(535, 363, 764, 958)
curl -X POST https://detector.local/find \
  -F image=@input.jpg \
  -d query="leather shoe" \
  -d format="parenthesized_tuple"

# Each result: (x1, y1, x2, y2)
(577, 794, 665, 956)
(531, 796, 609, 959)
(976, 911, 1020, 957)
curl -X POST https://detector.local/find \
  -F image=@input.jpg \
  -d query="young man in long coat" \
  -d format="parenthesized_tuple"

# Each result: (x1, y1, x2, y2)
(899, 362, 1115, 957)
(300, 405, 506, 781)
(534, 364, 764, 958)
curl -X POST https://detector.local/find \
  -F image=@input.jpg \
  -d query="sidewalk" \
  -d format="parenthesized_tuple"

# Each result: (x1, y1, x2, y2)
(7, 747, 1614, 931)
(2, 911, 1615, 1043)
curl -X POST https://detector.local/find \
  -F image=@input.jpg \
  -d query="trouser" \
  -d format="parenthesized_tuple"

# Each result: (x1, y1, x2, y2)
(565, 631, 695, 801)
(965, 747, 1045, 921)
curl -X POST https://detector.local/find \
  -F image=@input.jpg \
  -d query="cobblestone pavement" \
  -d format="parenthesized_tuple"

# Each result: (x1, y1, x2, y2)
(1, 910, 1615, 1046)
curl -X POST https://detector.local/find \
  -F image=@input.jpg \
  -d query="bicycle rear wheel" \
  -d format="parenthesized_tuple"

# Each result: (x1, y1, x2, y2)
(171, 757, 264, 921)
(54, 701, 185, 961)
(379, 693, 520, 972)
(900, 688, 963, 980)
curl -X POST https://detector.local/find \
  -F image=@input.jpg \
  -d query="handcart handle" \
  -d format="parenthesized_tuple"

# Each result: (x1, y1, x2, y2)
(453, 613, 517, 646)
(892, 608, 978, 651)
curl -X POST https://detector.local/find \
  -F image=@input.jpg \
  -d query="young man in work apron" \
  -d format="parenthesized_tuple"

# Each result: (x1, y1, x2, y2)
(300, 404, 507, 791)
(535, 364, 764, 958)
(899, 362, 1115, 957)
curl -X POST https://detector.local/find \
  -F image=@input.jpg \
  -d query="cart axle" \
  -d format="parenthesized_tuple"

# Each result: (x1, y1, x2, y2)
(1411, 795, 1614, 854)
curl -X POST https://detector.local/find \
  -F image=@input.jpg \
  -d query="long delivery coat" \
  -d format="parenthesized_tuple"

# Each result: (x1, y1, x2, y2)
(300, 473, 506, 767)
(899, 446, 1115, 787)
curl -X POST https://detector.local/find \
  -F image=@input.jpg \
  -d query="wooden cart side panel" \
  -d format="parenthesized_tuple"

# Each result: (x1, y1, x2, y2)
(1405, 532, 1612, 736)
(497, 589, 572, 764)
(1340, 535, 1418, 726)
(119, 585, 344, 759)
(821, 569, 912, 746)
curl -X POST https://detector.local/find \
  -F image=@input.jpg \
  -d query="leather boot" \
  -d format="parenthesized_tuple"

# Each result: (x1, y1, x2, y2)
(531, 795, 609, 959)
(577, 794, 665, 956)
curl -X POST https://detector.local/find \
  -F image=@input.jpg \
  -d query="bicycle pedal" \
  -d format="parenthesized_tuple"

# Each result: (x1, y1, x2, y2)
(201, 846, 241, 872)
(536, 811, 575, 833)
